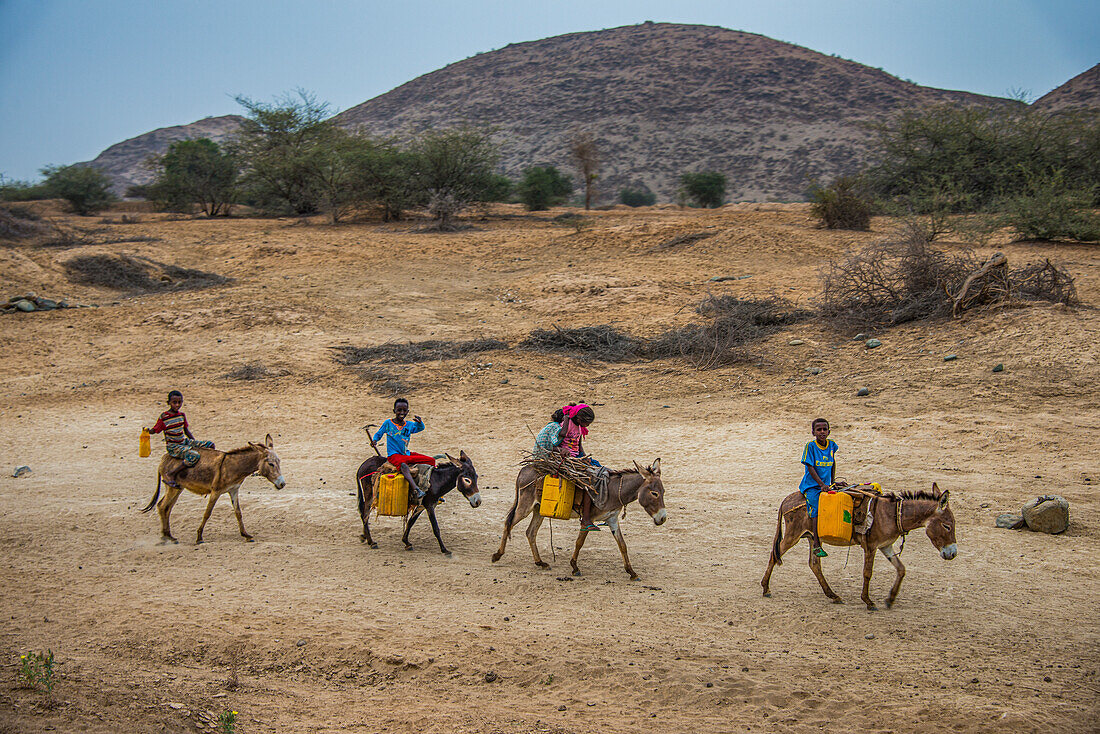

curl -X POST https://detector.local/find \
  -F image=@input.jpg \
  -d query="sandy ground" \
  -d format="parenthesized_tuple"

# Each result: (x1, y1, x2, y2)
(1, 203, 1098, 733)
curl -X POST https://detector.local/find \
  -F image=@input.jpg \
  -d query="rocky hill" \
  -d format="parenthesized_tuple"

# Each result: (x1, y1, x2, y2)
(335, 22, 1014, 202)
(86, 115, 245, 195)
(1032, 64, 1100, 111)
(89, 23, 1037, 202)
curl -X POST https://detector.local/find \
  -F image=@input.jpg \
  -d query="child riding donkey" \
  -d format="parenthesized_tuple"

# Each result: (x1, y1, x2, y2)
(370, 397, 435, 501)
(145, 390, 215, 488)
(533, 403, 608, 532)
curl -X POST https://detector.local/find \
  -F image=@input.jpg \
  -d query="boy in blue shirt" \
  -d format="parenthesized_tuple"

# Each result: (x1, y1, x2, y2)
(371, 398, 432, 500)
(800, 418, 839, 558)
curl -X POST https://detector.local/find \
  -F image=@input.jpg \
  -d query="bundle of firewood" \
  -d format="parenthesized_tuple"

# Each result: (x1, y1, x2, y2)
(520, 451, 595, 491)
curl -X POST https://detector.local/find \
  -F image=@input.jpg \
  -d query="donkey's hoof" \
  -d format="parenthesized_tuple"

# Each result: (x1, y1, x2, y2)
(370, 543, 379, 550)
(865, 603, 878, 611)
(535, 561, 550, 569)
(572, 569, 581, 577)
(404, 545, 414, 551)
(628, 574, 639, 581)
(359, 534, 367, 543)
(491, 552, 502, 563)
(885, 598, 896, 609)
(442, 550, 452, 557)
(195, 539, 204, 545)
(831, 596, 845, 604)
(159, 536, 178, 545)
(763, 591, 772, 598)
(243, 537, 254, 543)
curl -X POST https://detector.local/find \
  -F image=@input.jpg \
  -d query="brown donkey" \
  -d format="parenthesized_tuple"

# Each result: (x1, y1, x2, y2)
(140, 434, 286, 545)
(491, 460, 666, 580)
(761, 483, 957, 610)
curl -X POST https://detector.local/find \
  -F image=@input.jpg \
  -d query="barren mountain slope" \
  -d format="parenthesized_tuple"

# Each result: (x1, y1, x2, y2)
(1032, 63, 1100, 111)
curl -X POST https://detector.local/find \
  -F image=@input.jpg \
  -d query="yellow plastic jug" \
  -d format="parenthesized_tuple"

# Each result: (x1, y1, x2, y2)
(377, 473, 409, 516)
(139, 428, 151, 458)
(539, 475, 576, 519)
(817, 490, 854, 544)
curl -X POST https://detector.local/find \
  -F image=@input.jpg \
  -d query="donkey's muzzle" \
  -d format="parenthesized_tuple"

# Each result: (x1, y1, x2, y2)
(467, 492, 482, 508)
(940, 543, 957, 560)
(652, 508, 667, 526)
(274, 476, 286, 490)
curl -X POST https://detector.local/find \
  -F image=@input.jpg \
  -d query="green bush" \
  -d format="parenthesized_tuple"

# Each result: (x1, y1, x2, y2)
(619, 187, 656, 207)
(147, 138, 238, 216)
(41, 164, 116, 215)
(517, 166, 573, 211)
(810, 176, 873, 230)
(999, 172, 1100, 242)
(0, 177, 49, 202)
(678, 172, 726, 208)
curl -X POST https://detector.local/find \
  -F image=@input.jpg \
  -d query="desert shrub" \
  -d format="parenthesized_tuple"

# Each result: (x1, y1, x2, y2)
(1011, 260, 1078, 304)
(518, 325, 641, 362)
(619, 187, 656, 207)
(41, 164, 116, 215)
(224, 362, 278, 381)
(408, 126, 501, 230)
(809, 176, 873, 230)
(648, 295, 809, 368)
(678, 172, 726, 208)
(146, 138, 239, 216)
(0, 205, 47, 239)
(518, 166, 573, 211)
(998, 172, 1099, 242)
(333, 338, 506, 365)
(63, 254, 229, 292)
(0, 178, 49, 202)
(354, 365, 414, 396)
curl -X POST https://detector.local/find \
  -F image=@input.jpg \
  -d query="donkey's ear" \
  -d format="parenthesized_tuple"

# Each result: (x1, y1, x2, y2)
(459, 450, 469, 462)
(649, 458, 661, 475)
(938, 487, 950, 509)
(446, 453, 459, 464)
(633, 460, 649, 476)
(265, 433, 274, 448)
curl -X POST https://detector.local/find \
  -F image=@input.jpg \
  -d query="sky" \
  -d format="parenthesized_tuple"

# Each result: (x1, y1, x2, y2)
(1, 0, 1097, 183)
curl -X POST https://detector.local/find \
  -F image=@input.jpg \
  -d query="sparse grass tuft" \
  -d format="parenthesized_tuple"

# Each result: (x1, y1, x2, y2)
(518, 325, 642, 362)
(63, 254, 230, 292)
(332, 338, 506, 365)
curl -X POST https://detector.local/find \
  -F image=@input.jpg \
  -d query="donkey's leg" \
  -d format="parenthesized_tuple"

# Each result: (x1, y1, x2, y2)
(861, 547, 878, 611)
(762, 517, 804, 597)
(492, 482, 536, 563)
(195, 491, 221, 544)
(808, 539, 842, 603)
(606, 515, 638, 580)
(157, 485, 184, 544)
(358, 475, 376, 547)
(881, 545, 905, 608)
(569, 529, 590, 577)
(525, 512, 549, 568)
(402, 507, 425, 550)
(227, 484, 252, 541)
(425, 506, 451, 556)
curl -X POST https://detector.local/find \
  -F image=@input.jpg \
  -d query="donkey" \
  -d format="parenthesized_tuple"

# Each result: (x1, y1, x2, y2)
(140, 434, 286, 545)
(354, 451, 481, 556)
(761, 483, 957, 610)
(491, 459, 666, 580)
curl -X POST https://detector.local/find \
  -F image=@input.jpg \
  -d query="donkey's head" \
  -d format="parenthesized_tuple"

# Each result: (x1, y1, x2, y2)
(445, 451, 481, 508)
(632, 458, 666, 526)
(924, 482, 956, 560)
(249, 434, 286, 489)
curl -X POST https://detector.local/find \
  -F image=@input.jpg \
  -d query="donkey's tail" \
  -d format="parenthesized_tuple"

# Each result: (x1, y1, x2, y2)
(770, 505, 785, 566)
(502, 483, 521, 541)
(141, 474, 161, 514)
(356, 471, 370, 521)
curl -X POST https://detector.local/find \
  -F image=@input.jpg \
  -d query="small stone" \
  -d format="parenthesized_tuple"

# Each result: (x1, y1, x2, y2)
(558, 705, 567, 711)
(484, 671, 497, 683)
(865, 633, 875, 640)
(36, 298, 58, 310)
(296, 638, 308, 647)
(854, 333, 867, 341)
(865, 338, 881, 349)
(500, 379, 509, 384)
(1044, 676, 1052, 682)
(705, 682, 713, 687)
(788, 339, 804, 346)
(943, 354, 957, 361)
(992, 363, 1004, 373)
(995, 513, 1025, 530)
(58, 300, 70, 308)
(14, 299, 35, 312)
(1022, 495, 1069, 534)
(12, 465, 30, 478)
(971, 678, 979, 684)
(806, 367, 822, 375)
(857, 387, 870, 397)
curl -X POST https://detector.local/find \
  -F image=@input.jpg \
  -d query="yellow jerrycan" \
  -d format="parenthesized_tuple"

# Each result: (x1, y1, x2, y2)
(539, 475, 576, 519)
(377, 473, 410, 516)
(139, 428, 151, 458)
(817, 490, 854, 544)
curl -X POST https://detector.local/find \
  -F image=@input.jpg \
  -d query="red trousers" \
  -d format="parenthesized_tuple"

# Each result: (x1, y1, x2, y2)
(388, 453, 436, 467)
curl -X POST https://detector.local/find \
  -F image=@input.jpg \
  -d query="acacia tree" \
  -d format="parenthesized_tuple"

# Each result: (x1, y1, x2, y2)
(41, 164, 115, 215)
(517, 166, 573, 210)
(148, 138, 238, 216)
(679, 171, 727, 208)
(409, 126, 500, 230)
(570, 130, 599, 210)
(230, 90, 332, 215)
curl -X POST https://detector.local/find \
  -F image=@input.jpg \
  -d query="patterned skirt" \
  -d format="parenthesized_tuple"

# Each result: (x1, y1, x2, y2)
(166, 439, 215, 466)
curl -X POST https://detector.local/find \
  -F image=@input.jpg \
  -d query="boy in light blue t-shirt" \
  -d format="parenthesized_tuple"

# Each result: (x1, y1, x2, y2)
(800, 418, 839, 558)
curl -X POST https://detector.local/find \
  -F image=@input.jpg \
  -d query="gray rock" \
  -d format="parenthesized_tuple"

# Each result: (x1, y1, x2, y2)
(36, 298, 58, 310)
(992, 363, 1004, 373)
(58, 300, 70, 308)
(943, 354, 957, 362)
(1022, 495, 1069, 534)
(854, 333, 867, 341)
(865, 339, 882, 349)
(12, 465, 31, 478)
(806, 367, 822, 375)
(788, 339, 804, 346)
(484, 671, 498, 683)
(296, 638, 308, 647)
(856, 387, 870, 396)
(995, 513, 1025, 529)
(14, 299, 35, 312)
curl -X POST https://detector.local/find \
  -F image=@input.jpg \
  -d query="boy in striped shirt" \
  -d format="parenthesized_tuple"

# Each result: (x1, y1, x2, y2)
(146, 390, 214, 487)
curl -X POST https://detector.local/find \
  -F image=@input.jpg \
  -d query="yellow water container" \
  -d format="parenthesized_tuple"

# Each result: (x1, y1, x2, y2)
(539, 475, 575, 519)
(817, 490, 854, 544)
(139, 429, 151, 458)
(377, 473, 409, 516)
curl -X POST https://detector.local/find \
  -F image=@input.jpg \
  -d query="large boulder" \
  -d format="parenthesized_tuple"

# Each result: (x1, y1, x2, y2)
(1022, 495, 1069, 534)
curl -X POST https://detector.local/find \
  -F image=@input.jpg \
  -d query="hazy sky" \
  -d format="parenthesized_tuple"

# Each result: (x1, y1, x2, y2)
(1, 0, 1096, 182)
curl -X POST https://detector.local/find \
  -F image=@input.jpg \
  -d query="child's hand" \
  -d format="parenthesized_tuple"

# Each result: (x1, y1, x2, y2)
(413, 415, 423, 423)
